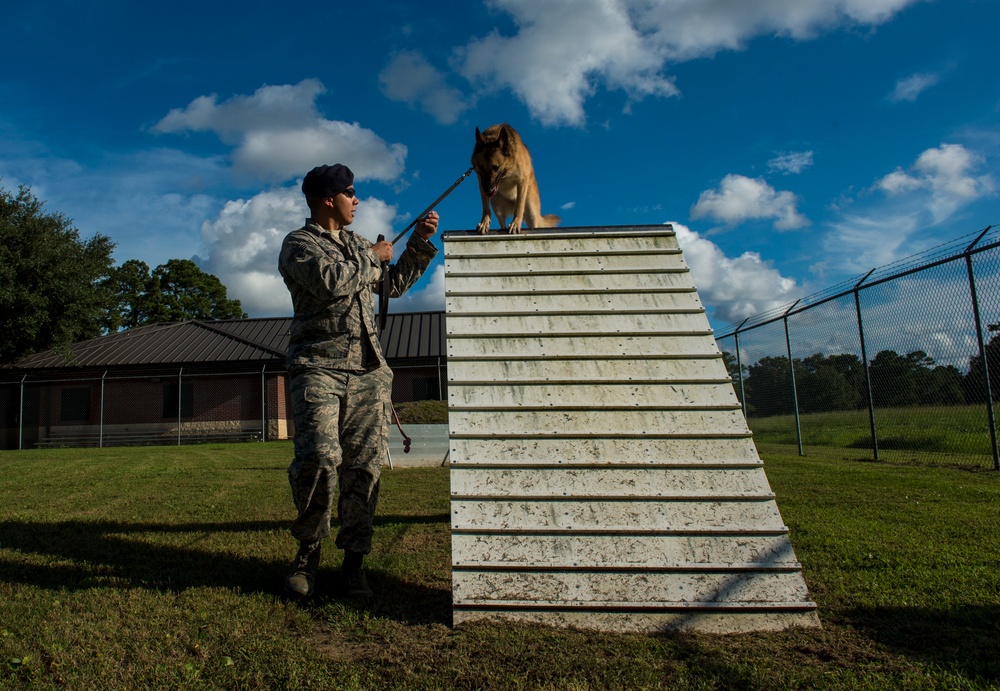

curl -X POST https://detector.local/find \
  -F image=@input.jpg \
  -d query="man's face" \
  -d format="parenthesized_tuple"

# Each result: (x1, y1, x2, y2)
(328, 187, 358, 227)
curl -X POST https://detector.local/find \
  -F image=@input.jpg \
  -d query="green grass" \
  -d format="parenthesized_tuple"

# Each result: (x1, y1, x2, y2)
(393, 399, 449, 424)
(1, 442, 999, 689)
(749, 404, 1000, 466)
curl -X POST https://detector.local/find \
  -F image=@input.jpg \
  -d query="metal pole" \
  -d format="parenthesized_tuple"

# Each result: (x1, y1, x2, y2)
(261, 365, 267, 442)
(100, 370, 107, 448)
(965, 226, 999, 469)
(733, 317, 750, 419)
(18, 374, 26, 451)
(177, 368, 183, 446)
(783, 301, 803, 456)
(854, 269, 878, 462)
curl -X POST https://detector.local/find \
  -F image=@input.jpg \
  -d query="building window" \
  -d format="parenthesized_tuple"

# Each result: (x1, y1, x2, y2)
(60, 387, 91, 422)
(163, 382, 194, 419)
(412, 377, 440, 401)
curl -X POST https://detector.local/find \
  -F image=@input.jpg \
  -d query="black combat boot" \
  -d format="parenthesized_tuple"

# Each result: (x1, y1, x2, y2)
(342, 550, 373, 598)
(284, 540, 321, 598)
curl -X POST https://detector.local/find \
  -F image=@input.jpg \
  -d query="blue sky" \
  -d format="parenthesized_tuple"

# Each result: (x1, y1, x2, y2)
(2, 0, 998, 332)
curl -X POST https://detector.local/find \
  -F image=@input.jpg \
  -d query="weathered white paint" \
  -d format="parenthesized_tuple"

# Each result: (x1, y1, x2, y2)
(447, 356, 726, 383)
(450, 466, 772, 497)
(450, 436, 762, 465)
(446, 289, 702, 314)
(444, 226, 819, 633)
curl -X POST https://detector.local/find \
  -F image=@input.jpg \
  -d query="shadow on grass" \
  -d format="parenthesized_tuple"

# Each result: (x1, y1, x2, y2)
(841, 605, 1000, 682)
(0, 517, 452, 627)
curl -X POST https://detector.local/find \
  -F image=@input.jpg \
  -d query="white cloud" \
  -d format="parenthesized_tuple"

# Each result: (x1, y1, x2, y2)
(672, 222, 801, 325)
(392, 264, 446, 313)
(199, 185, 409, 317)
(876, 143, 995, 222)
(768, 151, 814, 175)
(691, 174, 810, 230)
(420, 0, 924, 126)
(153, 79, 407, 183)
(456, 1, 677, 126)
(817, 143, 995, 276)
(379, 51, 470, 125)
(888, 71, 940, 102)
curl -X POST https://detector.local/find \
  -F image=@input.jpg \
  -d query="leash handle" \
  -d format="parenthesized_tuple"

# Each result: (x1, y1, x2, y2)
(376, 234, 389, 333)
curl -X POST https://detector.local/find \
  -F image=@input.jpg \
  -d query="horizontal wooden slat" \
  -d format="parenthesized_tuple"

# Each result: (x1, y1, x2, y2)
(446, 311, 707, 335)
(448, 435, 760, 465)
(448, 381, 738, 407)
(453, 570, 813, 605)
(451, 533, 796, 568)
(446, 290, 701, 314)
(445, 251, 687, 273)
(444, 270, 695, 293)
(450, 467, 773, 497)
(446, 334, 718, 358)
(449, 408, 748, 436)
(447, 356, 729, 383)
(451, 498, 785, 531)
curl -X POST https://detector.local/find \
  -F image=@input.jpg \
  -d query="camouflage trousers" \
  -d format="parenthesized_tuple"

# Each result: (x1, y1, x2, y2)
(287, 365, 393, 554)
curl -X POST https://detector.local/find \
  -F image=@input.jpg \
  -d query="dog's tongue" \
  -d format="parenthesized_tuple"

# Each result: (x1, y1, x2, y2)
(488, 185, 498, 198)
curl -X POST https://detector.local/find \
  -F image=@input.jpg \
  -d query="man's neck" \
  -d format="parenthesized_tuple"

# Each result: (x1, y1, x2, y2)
(310, 215, 342, 232)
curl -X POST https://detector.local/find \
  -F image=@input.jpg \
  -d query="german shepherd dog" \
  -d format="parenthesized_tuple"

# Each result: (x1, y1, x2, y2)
(471, 123, 560, 234)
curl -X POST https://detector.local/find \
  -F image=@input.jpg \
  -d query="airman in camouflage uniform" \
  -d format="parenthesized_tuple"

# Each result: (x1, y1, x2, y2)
(279, 163, 438, 598)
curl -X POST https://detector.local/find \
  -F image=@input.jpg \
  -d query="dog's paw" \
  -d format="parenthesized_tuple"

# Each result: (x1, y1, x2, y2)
(506, 220, 522, 234)
(476, 218, 491, 235)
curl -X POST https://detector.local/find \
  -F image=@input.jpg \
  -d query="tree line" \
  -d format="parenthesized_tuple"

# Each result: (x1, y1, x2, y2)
(724, 333, 1000, 416)
(1, 185, 246, 363)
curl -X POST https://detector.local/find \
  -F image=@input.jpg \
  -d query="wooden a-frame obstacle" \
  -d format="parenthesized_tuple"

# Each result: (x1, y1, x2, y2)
(442, 225, 820, 633)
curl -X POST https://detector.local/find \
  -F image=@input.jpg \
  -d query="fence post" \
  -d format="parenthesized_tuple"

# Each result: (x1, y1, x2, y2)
(18, 374, 26, 451)
(783, 301, 803, 456)
(177, 368, 183, 446)
(100, 370, 107, 448)
(733, 317, 750, 419)
(965, 226, 999, 470)
(854, 269, 878, 462)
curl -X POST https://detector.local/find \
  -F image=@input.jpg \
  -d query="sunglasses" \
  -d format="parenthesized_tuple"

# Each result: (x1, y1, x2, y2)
(340, 188, 357, 199)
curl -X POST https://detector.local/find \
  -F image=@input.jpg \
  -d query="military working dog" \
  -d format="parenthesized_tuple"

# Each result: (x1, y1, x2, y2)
(471, 123, 560, 234)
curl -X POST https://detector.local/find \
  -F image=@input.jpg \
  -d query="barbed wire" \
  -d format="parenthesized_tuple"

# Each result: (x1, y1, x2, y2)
(715, 223, 1000, 338)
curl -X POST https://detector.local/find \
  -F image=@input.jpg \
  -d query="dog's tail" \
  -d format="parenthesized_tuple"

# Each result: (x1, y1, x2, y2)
(540, 214, 561, 228)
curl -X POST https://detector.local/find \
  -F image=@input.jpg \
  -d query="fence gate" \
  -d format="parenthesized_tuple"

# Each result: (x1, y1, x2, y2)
(443, 225, 819, 633)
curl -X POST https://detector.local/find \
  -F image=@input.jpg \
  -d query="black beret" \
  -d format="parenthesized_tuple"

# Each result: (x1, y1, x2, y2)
(302, 164, 354, 198)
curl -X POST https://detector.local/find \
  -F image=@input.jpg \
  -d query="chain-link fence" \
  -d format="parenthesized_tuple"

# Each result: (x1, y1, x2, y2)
(0, 366, 290, 450)
(715, 224, 1000, 469)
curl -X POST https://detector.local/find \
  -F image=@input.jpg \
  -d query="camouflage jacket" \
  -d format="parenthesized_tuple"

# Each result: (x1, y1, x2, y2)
(278, 219, 438, 371)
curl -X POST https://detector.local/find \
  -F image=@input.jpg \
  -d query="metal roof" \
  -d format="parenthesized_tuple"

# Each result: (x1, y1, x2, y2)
(3, 311, 446, 371)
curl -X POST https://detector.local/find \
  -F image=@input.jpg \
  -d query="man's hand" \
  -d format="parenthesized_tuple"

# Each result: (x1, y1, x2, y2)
(372, 240, 393, 263)
(414, 210, 439, 240)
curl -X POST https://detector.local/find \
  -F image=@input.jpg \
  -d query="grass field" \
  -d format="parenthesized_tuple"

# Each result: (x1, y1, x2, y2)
(1, 441, 998, 689)
(748, 404, 1000, 467)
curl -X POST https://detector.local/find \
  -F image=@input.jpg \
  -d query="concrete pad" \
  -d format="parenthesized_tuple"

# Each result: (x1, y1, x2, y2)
(386, 423, 449, 468)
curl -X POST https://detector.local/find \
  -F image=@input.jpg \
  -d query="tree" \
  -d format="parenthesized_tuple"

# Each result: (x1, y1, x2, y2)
(102, 258, 246, 331)
(867, 349, 958, 408)
(796, 352, 864, 413)
(0, 185, 115, 362)
(744, 355, 795, 417)
(964, 323, 1000, 403)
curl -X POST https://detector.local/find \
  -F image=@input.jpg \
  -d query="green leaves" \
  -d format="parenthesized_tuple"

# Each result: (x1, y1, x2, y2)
(0, 186, 116, 362)
(100, 258, 246, 333)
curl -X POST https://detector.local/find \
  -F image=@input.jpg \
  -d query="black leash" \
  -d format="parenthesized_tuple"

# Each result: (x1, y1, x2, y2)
(375, 166, 474, 454)
(377, 166, 474, 332)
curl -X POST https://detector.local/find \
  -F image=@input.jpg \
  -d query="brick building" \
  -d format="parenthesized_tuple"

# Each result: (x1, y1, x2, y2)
(0, 312, 446, 450)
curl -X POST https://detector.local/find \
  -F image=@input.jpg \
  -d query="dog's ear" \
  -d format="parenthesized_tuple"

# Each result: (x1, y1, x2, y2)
(498, 125, 511, 151)
(475, 127, 484, 144)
